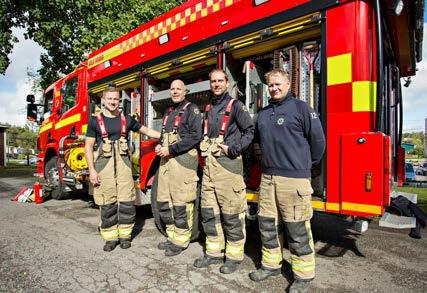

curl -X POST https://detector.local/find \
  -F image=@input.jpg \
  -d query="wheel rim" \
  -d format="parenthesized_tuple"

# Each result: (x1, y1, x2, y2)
(46, 167, 60, 189)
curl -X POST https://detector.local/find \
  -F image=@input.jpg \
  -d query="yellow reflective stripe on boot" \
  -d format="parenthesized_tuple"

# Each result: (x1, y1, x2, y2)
(166, 224, 174, 241)
(291, 258, 315, 273)
(100, 227, 119, 241)
(226, 243, 244, 260)
(206, 240, 225, 253)
(172, 228, 192, 247)
(118, 224, 133, 239)
(261, 247, 282, 268)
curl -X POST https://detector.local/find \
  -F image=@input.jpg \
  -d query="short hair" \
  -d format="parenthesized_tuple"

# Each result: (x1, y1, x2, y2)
(209, 68, 229, 82)
(103, 82, 119, 97)
(265, 69, 290, 83)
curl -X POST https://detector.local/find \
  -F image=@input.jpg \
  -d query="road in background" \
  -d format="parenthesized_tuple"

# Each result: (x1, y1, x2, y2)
(0, 176, 426, 293)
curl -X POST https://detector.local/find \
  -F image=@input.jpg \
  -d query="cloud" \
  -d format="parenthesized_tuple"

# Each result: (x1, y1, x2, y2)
(0, 28, 43, 126)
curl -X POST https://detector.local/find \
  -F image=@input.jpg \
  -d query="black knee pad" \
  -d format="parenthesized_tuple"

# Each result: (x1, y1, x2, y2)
(259, 216, 280, 249)
(118, 201, 135, 224)
(173, 205, 189, 229)
(222, 213, 244, 241)
(285, 221, 312, 256)
(201, 207, 218, 236)
(100, 202, 118, 228)
(157, 201, 173, 225)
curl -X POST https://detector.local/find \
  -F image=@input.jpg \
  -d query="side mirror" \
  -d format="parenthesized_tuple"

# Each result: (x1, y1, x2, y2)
(26, 94, 35, 103)
(27, 103, 38, 122)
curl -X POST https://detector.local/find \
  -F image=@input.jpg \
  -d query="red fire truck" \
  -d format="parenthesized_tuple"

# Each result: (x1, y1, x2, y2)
(27, 0, 424, 234)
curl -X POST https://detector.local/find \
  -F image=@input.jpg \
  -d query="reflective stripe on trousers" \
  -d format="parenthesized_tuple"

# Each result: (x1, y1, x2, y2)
(258, 174, 315, 279)
(158, 132, 198, 248)
(201, 149, 247, 261)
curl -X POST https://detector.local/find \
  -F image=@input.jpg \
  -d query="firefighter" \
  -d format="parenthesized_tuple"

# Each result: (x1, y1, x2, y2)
(85, 84, 160, 252)
(155, 79, 202, 256)
(249, 69, 325, 293)
(193, 69, 254, 274)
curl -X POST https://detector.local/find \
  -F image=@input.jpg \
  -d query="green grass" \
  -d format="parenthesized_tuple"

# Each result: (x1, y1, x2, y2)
(0, 165, 37, 178)
(396, 186, 427, 212)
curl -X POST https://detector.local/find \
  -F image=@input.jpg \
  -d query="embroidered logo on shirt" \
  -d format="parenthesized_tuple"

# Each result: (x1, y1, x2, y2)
(277, 117, 285, 125)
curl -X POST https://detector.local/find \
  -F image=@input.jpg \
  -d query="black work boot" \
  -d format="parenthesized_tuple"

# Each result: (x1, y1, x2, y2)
(103, 241, 118, 252)
(219, 259, 241, 274)
(157, 240, 172, 250)
(165, 243, 184, 257)
(193, 255, 223, 268)
(119, 239, 131, 249)
(249, 266, 281, 281)
(289, 279, 313, 293)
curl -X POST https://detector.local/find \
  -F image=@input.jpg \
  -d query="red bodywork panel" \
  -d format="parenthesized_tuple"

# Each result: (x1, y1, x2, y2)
(87, 0, 315, 83)
(340, 133, 390, 216)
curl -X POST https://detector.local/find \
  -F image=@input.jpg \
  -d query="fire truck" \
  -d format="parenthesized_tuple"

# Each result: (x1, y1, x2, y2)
(27, 0, 424, 236)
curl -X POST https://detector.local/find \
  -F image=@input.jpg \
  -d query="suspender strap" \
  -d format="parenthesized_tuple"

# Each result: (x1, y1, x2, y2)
(96, 113, 108, 138)
(120, 113, 127, 137)
(219, 99, 236, 136)
(96, 112, 127, 138)
(162, 107, 173, 131)
(173, 102, 191, 129)
(203, 104, 212, 136)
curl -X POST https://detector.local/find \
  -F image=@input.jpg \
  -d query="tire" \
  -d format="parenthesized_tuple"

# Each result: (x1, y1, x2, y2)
(44, 156, 70, 200)
(150, 171, 202, 242)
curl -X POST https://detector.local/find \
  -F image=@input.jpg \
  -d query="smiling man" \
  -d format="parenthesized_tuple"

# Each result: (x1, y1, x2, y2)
(193, 69, 254, 274)
(85, 83, 160, 252)
(250, 70, 325, 293)
(154, 79, 202, 257)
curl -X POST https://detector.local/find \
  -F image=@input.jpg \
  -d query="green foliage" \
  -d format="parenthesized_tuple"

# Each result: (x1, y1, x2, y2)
(403, 132, 425, 158)
(6, 125, 37, 152)
(0, 0, 185, 88)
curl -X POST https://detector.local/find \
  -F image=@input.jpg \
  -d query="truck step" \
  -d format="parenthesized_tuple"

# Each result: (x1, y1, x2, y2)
(379, 212, 416, 229)
(390, 190, 417, 204)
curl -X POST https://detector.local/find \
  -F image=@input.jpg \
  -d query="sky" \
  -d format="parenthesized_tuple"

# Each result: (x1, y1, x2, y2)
(0, 15, 426, 132)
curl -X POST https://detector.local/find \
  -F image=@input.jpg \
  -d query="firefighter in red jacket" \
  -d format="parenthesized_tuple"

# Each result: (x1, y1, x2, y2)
(155, 79, 202, 256)
(193, 69, 254, 274)
(85, 84, 160, 252)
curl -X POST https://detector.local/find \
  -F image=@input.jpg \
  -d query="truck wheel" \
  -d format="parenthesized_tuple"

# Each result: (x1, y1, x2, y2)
(44, 156, 70, 200)
(150, 171, 202, 242)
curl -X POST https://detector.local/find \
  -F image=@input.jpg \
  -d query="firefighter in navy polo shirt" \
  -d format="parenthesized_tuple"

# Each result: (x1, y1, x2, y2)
(249, 69, 325, 293)
(193, 69, 254, 274)
(154, 79, 202, 256)
(85, 84, 160, 252)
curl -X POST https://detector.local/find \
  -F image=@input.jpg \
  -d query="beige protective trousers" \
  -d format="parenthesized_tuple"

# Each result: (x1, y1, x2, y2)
(157, 132, 198, 248)
(93, 141, 136, 242)
(258, 174, 315, 280)
(200, 138, 247, 261)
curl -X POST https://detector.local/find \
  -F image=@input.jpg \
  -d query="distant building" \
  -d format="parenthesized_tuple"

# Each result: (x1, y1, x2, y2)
(0, 124, 9, 167)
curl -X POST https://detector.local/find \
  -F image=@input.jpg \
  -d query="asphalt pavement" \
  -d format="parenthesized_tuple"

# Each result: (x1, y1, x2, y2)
(0, 176, 426, 293)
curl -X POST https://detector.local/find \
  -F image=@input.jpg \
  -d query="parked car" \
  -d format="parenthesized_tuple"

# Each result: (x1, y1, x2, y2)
(405, 162, 416, 182)
(416, 162, 427, 176)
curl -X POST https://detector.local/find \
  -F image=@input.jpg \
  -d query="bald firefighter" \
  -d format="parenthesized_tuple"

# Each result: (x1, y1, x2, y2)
(193, 69, 254, 274)
(249, 70, 325, 293)
(85, 84, 160, 252)
(155, 79, 202, 256)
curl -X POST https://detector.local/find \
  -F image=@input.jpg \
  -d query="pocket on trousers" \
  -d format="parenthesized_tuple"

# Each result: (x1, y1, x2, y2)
(293, 204, 312, 222)
(181, 177, 198, 202)
(230, 183, 246, 213)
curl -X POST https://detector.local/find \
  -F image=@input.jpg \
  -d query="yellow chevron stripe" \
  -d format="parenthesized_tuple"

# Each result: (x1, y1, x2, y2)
(55, 113, 81, 130)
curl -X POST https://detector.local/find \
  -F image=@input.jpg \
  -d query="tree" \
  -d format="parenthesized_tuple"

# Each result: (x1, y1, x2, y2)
(6, 125, 37, 164)
(0, 0, 185, 88)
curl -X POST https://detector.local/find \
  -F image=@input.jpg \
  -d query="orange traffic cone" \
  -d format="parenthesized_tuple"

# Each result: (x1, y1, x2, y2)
(34, 182, 43, 204)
